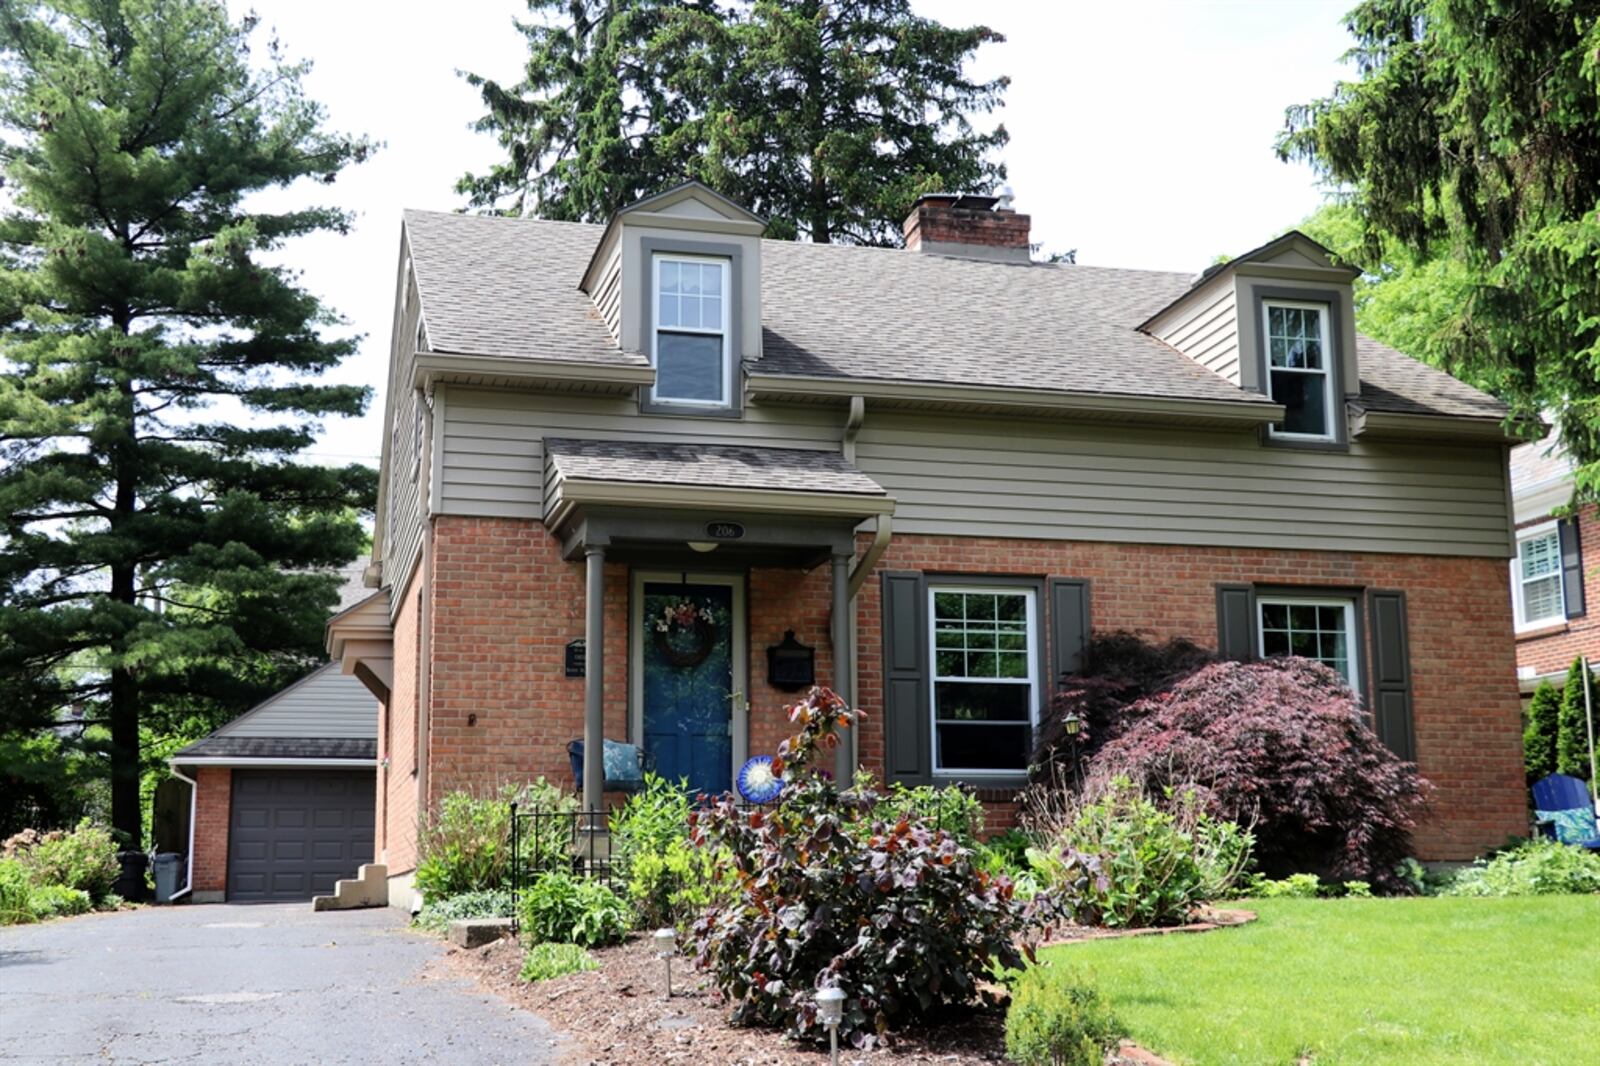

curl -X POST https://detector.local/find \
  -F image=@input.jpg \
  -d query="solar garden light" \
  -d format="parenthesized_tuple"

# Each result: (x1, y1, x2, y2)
(653, 927, 676, 997)
(815, 986, 846, 1066)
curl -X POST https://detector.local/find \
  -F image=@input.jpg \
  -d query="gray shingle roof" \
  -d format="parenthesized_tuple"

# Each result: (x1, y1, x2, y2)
(545, 438, 886, 496)
(402, 210, 1504, 419)
(1354, 336, 1506, 420)
(404, 210, 645, 369)
(174, 736, 376, 760)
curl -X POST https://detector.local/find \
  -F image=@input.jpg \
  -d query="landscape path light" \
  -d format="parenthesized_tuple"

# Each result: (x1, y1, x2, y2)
(815, 985, 846, 1066)
(653, 927, 676, 998)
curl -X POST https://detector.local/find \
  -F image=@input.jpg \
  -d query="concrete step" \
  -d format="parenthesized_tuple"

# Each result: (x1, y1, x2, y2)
(312, 862, 388, 911)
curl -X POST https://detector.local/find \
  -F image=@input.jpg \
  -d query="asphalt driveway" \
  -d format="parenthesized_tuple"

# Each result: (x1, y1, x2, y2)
(0, 902, 558, 1064)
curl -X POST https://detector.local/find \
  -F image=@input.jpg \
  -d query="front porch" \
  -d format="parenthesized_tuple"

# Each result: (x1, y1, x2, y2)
(542, 438, 896, 814)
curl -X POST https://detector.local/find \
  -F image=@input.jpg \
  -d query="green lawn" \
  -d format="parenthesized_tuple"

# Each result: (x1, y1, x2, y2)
(1040, 896, 1599, 1066)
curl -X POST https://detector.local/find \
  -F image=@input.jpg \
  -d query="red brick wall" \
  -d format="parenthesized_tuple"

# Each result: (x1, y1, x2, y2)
(191, 767, 231, 896)
(411, 516, 1525, 865)
(1514, 503, 1600, 677)
(854, 535, 1526, 861)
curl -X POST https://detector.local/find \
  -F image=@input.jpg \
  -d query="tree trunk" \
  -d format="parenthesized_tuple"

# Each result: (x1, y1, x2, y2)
(108, 333, 140, 846)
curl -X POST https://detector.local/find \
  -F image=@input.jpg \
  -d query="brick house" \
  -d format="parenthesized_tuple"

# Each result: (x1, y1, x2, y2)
(320, 182, 1528, 907)
(1508, 430, 1598, 693)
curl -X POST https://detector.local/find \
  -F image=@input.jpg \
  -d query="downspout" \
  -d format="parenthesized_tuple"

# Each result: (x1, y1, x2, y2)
(166, 762, 197, 901)
(840, 396, 892, 772)
(417, 383, 438, 822)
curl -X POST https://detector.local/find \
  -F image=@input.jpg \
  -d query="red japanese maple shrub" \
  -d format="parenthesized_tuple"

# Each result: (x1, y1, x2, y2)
(1084, 654, 1432, 890)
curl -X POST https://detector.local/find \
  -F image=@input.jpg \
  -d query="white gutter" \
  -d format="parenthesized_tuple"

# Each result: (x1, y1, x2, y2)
(166, 763, 198, 901)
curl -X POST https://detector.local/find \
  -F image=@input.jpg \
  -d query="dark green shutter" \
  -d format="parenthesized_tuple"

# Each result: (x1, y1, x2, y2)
(1559, 518, 1586, 618)
(881, 571, 930, 784)
(1049, 578, 1091, 686)
(1367, 589, 1416, 761)
(1215, 584, 1256, 660)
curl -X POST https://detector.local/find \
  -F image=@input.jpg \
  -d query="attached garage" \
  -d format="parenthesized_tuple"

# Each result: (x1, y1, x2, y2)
(169, 662, 379, 904)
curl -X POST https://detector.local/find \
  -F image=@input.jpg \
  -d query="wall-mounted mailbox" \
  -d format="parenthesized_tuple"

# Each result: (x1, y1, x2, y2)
(766, 630, 815, 691)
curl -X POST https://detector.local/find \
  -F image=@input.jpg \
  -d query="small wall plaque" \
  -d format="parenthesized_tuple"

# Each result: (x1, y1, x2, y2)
(564, 639, 586, 678)
(705, 520, 745, 540)
(766, 630, 815, 691)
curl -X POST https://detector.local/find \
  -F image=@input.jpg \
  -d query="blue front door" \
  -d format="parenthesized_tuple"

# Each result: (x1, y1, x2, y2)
(641, 581, 734, 796)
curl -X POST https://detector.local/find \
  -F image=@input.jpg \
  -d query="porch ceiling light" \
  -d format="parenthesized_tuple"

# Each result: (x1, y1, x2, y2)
(687, 540, 719, 553)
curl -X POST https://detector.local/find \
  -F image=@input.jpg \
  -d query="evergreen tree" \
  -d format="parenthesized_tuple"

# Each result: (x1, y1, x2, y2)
(1557, 658, 1597, 780)
(1523, 678, 1562, 782)
(1278, 1, 1600, 494)
(0, 0, 377, 843)
(460, 0, 1008, 244)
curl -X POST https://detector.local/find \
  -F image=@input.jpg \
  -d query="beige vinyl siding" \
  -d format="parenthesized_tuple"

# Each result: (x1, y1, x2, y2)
(853, 412, 1511, 557)
(213, 663, 377, 740)
(593, 242, 622, 341)
(383, 236, 426, 597)
(439, 388, 841, 517)
(1152, 275, 1239, 384)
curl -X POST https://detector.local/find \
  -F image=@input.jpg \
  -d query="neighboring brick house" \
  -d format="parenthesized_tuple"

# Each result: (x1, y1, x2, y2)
(1508, 430, 1598, 692)
(328, 182, 1530, 906)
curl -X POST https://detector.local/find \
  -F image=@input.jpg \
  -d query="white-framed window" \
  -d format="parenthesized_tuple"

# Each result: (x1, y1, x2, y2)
(1257, 596, 1359, 690)
(1513, 522, 1566, 630)
(651, 254, 731, 408)
(928, 585, 1039, 775)
(1263, 300, 1335, 441)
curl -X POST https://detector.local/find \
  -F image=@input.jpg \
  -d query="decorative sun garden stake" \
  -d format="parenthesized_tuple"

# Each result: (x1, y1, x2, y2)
(736, 755, 784, 804)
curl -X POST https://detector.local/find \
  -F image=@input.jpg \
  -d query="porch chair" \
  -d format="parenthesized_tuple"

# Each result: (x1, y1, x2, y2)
(567, 739, 654, 795)
(1531, 773, 1600, 850)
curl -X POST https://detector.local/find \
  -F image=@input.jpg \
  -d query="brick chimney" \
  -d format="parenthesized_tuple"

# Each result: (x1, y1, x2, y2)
(902, 192, 1031, 263)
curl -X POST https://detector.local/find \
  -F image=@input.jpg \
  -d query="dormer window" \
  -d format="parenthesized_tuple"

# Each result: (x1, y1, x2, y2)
(651, 254, 731, 408)
(1263, 300, 1334, 441)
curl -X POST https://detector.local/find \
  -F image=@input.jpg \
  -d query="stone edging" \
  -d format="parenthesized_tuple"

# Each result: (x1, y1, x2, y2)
(1040, 906, 1257, 949)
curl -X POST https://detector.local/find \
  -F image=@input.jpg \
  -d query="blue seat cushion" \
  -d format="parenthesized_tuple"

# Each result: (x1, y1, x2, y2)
(1536, 806, 1600, 847)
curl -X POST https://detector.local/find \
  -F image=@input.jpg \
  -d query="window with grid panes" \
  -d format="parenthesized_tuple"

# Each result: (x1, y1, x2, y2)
(1257, 597, 1358, 689)
(1263, 300, 1334, 440)
(652, 255, 730, 406)
(929, 587, 1038, 773)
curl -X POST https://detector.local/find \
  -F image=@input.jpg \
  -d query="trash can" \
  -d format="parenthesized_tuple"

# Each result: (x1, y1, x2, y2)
(153, 853, 183, 904)
(114, 850, 149, 903)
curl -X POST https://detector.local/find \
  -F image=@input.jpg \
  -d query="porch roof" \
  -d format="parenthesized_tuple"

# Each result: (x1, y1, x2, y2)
(544, 438, 886, 496)
(543, 438, 895, 535)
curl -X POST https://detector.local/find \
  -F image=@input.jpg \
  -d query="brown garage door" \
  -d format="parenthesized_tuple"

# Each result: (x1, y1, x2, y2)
(227, 769, 375, 902)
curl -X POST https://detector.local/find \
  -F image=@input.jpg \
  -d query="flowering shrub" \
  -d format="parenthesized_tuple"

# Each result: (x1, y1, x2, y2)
(1030, 635, 1432, 892)
(690, 687, 1035, 1046)
(1028, 776, 1252, 928)
(2, 821, 120, 903)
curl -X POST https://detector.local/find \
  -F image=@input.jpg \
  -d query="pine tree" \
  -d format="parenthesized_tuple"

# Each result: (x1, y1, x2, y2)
(1557, 658, 1597, 780)
(1279, 2, 1600, 493)
(1523, 679, 1562, 782)
(0, 0, 377, 843)
(460, 0, 1008, 244)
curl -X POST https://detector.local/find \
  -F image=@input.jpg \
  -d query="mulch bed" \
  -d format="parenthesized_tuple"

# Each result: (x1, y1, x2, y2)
(439, 909, 1254, 1065)
(442, 933, 1010, 1065)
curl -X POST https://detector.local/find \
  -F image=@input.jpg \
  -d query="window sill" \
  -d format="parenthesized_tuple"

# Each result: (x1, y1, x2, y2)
(1515, 621, 1570, 642)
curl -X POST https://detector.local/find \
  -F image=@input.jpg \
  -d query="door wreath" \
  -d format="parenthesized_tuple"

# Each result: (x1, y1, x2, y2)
(653, 598, 719, 668)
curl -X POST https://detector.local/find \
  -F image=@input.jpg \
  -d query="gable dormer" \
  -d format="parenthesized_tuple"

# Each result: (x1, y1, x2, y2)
(1140, 231, 1361, 446)
(579, 182, 765, 417)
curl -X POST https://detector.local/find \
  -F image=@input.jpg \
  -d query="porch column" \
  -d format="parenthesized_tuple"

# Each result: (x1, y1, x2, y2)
(583, 546, 605, 819)
(831, 552, 854, 783)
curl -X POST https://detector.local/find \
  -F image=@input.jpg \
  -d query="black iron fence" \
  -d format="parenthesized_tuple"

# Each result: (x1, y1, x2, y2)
(508, 788, 979, 934)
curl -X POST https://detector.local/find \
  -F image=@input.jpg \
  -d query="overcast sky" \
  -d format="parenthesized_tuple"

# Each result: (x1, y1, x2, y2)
(236, 0, 1358, 469)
